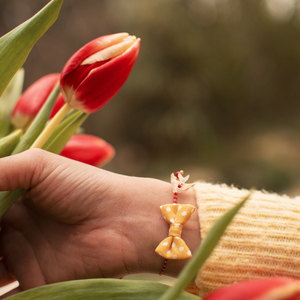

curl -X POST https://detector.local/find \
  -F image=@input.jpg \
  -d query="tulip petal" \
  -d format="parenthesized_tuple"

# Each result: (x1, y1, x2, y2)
(73, 38, 140, 112)
(59, 134, 115, 167)
(261, 281, 300, 300)
(61, 61, 107, 93)
(60, 33, 130, 77)
(203, 277, 300, 300)
(11, 74, 60, 129)
(81, 36, 136, 65)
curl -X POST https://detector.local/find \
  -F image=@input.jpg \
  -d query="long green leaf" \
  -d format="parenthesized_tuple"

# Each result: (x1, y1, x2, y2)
(0, 69, 24, 137)
(6, 279, 199, 300)
(11, 82, 60, 155)
(0, 0, 64, 96)
(0, 129, 22, 158)
(159, 192, 253, 300)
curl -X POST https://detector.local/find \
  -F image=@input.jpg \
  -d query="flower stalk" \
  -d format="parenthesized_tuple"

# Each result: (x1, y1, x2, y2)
(30, 102, 72, 149)
(11, 81, 61, 155)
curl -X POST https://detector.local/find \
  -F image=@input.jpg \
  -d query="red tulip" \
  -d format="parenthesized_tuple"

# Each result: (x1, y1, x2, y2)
(203, 277, 300, 300)
(60, 32, 140, 113)
(11, 74, 65, 130)
(59, 134, 115, 167)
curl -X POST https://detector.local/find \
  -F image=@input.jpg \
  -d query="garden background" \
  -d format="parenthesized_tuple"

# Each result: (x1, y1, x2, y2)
(1, 0, 300, 196)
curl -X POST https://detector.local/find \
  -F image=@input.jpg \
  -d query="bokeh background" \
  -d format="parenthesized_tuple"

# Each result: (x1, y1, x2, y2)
(1, 0, 300, 195)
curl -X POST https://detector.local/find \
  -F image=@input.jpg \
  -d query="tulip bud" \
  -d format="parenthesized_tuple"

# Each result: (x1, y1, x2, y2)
(59, 134, 115, 167)
(11, 74, 65, 130)
(203, 277, 300, 300)
(60, 32, 140, 113)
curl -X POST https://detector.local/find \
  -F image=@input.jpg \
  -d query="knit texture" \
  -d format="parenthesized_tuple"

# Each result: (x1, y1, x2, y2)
(193, 182, 300, 297)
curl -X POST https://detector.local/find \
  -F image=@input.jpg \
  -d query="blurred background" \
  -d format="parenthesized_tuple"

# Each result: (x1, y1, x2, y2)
(1, 0, 300, 195)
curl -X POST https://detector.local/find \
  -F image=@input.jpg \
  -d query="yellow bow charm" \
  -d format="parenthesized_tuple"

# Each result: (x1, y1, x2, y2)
(155, 204, 196, 259)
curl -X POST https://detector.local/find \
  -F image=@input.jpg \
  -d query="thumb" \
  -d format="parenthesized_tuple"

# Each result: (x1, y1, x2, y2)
(0, 149, 50, 192)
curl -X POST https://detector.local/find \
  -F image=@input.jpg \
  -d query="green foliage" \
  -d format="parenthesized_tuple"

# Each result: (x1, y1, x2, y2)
(0, 69, 24, 137)
(0, 0, 63, 97)
(43, 111, 88, 154)
(11, 82, 60, 155)
(5, 279, 199, 300)
(0, 129, 22, 158)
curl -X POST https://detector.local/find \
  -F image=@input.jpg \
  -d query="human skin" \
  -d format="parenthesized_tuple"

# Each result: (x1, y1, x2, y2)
(0, 149, 200, 297)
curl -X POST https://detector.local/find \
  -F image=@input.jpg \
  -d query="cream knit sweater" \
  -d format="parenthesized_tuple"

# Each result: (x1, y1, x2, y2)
(193, 182, 300, 297)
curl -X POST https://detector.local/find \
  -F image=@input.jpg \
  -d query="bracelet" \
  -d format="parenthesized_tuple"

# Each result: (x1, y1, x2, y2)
(155, 171, 196, 276)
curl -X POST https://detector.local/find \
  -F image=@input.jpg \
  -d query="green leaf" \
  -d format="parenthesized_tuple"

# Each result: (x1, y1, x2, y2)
(0, 189, 24, 220)
(0, 68, 24, 137)
(159, 192, 253, 300)
(11, 82, 60, 155)
(0, 68, 24, 118)
(0, 119, 12, 139)
(42, 111, 88, 154)
(0, 0, 64, 96)
(0, 129, 23, 158)
(6, 279, 199, 300)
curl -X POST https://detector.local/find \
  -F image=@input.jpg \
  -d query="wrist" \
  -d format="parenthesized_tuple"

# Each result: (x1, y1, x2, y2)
(124, 177, 200, 277)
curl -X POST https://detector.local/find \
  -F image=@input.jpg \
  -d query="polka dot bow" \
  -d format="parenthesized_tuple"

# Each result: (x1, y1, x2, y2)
(155, 203, 196, 259)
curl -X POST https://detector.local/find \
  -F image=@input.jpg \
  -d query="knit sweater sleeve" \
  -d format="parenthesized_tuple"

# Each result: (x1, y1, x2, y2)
(192, 181, 300, 297)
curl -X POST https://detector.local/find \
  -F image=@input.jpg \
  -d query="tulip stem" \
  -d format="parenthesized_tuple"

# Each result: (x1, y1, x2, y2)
(30, 103, 72, 149)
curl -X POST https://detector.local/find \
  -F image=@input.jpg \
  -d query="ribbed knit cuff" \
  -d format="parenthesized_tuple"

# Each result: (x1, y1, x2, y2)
(193, 182, 300, 297)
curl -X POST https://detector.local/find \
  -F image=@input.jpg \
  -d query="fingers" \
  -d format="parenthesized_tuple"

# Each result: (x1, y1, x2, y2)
(0, 149, 52, 192)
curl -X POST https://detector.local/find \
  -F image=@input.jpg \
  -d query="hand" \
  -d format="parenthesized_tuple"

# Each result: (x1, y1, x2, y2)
(0, 149, 200, 297)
